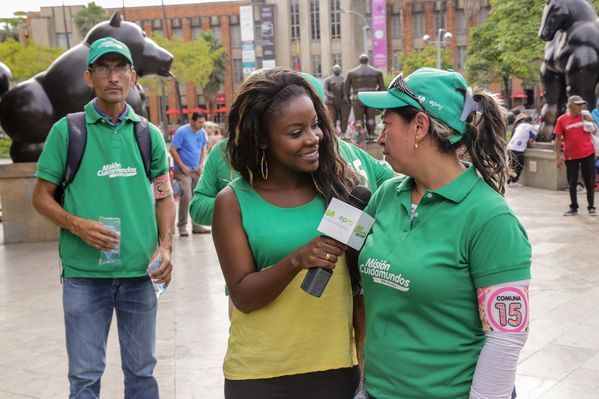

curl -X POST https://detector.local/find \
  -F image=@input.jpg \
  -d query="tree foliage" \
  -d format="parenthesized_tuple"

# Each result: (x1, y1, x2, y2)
(465, 0, 545, 98)
(200, 30, 228, 112)
(0, 12, 26, 42)
(0, 39, 64, 82)
(139, 32, 228, 117)
(400, 45, 454, 75)
(74, 2, 108, 37)
(147, 34, 214, 89)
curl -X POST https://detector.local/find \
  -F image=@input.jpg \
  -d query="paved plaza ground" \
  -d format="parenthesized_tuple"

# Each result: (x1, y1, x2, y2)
(0, 184, 598, 398)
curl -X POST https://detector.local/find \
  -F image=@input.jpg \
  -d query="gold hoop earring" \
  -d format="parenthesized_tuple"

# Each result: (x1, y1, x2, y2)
(260, 149, 269, 180)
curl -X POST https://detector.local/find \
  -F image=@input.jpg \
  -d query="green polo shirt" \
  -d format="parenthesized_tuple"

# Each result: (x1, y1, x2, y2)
(189, 138, 395, 225)
(358, 165, 531, 399)
(36, 101, 169, 278)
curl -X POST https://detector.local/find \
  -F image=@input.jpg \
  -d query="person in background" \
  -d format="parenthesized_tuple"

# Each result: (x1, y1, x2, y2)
(554, 95, 596, 216)
(189, 71, 394, 227)
(32, 37, 175, 399)
(356, 68, 531, 399)
(212, 67, 361, 398)
(353, 122, 368, 149)
(507, 114, 537, 187)
(208, 126, 225, 152)
(169, 112, 211, 235)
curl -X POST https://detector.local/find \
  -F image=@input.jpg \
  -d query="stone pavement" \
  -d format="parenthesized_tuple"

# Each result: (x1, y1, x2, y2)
(0, 185, 598, 398)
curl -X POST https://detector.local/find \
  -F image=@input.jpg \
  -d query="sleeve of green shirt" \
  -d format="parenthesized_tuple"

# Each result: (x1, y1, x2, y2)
(469, 213, 532, 288)
(190, 139, 233, 226)
(149, 124, 169, 179)
(35, 118, 69, 185)
(358, 147, 395, 189)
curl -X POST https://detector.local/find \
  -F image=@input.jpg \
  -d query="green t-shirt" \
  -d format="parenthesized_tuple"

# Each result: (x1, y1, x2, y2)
(224, 177, 355, 379)
(358, 165, 531, 399)
(36, 101, 169, 278)
(189, 138, 394, 225)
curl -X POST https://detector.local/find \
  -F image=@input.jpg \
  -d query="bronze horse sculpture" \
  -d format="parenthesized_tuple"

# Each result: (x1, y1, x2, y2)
(538, 0, 599, 141)
(0, 11, 173, 162)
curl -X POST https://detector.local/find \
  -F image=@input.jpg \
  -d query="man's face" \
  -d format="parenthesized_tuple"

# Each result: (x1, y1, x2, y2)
(84, 54, 136, 105)
(569, 103, 583, 117)
(191, 117, 205, 131)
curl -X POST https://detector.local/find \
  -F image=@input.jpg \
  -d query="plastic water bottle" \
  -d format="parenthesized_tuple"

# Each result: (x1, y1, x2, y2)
(147, 254, 166, 298)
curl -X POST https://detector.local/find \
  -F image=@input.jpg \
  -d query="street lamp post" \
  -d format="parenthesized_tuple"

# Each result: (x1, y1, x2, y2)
(340, 9, 369, 56)
(423, 29, 453, 69)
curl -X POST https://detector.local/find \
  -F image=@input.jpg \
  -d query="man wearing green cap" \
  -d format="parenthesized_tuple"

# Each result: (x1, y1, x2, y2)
(32, 37, 175, 398)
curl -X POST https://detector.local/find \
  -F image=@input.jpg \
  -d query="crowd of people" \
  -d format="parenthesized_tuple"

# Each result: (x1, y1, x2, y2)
(30, 36, 599, 398)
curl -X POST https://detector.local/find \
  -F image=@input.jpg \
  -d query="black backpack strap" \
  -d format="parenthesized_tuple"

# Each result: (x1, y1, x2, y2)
(54, 112, 87, 205)
(65, 112, 87, 185)
(134, 116, 152, 180)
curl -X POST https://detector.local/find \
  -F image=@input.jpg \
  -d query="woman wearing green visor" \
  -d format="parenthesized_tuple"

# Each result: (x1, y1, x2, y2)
(355, 68, 531, 399)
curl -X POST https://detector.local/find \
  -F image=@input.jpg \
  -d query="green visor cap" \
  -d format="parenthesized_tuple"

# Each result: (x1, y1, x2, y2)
(358, 67, 469, 142)
(300, 72, 326, 103)
(88, 37, 134, 66)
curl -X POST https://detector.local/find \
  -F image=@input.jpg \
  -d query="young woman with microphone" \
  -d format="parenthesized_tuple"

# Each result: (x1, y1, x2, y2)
(212, 67, 362, 398)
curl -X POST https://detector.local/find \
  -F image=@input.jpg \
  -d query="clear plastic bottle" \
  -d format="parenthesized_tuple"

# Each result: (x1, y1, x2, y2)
(147, 253, 166, 298)
(99, 217, 121, 265)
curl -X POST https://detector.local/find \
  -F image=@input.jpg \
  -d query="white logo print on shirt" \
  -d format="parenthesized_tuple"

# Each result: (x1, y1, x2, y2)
(97, 162, 138, 178)
(360, 258, 410, 292)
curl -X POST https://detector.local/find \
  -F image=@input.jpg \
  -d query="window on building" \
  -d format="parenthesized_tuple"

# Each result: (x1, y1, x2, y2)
(56, 32, 73, 49)
(310, 0, 320, 41)
(171, 18, 183, 38)
(290, 0, 300, 41)
(330, 0, 341, 39)
(479, 8, 488, 24)
(196, 93, 205, 110)
(332, 53, 341, 67)
(457, 46, 467, 70)
(230, 25, 241, 49)
(434, 10, 445, 32)
(413, 13, 424, 39)
(456, 10, 467, 35)
(211, 26, 222, 42)
(152, 19, 163, 37)
(311, 54, 322, 77)
(190, 17, 201, 40)
(391, 13, 401, 40)
(233, 59, 243, 83)
(178, 85, 187, 109)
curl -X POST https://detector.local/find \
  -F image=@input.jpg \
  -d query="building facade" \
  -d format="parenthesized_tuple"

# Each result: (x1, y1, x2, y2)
(23, 0, 530, 127)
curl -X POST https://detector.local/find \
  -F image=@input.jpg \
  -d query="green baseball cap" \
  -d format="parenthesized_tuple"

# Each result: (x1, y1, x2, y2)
(88, 37, 134, 66)
(358, 67, 470, 142)
(300, 72, 326, 102)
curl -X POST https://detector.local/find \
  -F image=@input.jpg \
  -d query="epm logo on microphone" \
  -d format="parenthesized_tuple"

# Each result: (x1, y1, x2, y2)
(325, 207, 356, 228)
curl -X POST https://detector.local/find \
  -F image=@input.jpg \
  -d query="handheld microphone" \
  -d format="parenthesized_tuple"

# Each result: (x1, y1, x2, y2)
(301, 186, 373, 297)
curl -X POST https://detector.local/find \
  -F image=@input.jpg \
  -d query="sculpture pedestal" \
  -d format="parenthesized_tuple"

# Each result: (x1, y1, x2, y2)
(0, 163, 58, 243)
(521, 143, 568, 190)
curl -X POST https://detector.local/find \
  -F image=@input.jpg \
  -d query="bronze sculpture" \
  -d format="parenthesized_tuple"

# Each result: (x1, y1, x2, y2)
(538, 0, 599, 141)
(324, 65, 350, 135)
(0, 62, 11, 98)
(0, 12, 173, 162)
(345, 54, 385, 136)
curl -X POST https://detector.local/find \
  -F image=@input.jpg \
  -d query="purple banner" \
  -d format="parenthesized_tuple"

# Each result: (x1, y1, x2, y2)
(371, 0, 388, 71)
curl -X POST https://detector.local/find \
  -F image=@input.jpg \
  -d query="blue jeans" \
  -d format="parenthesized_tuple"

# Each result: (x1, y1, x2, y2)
(63, 276, 159, 399)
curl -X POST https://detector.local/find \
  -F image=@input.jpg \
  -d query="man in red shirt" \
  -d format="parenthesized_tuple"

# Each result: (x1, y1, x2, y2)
(555, 95, 597, 216)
